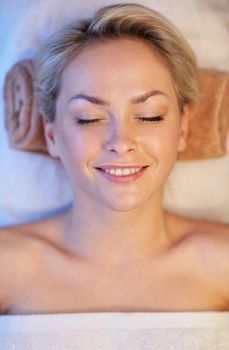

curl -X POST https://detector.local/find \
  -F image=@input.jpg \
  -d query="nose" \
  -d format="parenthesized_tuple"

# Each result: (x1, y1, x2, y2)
(104, 119, 138, 154)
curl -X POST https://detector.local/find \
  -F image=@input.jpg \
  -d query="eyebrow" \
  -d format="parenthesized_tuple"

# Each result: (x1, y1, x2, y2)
(68, 90, 169, 106)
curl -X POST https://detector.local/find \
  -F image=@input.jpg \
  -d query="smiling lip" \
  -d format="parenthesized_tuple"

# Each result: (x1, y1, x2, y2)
(95, 166, 148, 183)
(95, 165, 148, 169)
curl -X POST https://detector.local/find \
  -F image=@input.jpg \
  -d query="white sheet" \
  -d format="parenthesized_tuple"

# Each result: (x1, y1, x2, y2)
(0, 0, 228, 226)
(1, 312, 229, 349)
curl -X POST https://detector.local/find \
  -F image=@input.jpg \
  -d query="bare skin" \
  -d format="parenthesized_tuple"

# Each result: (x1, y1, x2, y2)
(1, 38, 228, 314)
(1, 209, 229, 315)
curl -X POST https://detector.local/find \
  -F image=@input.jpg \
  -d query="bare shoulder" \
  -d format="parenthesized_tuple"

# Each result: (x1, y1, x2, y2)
(0, 210, 68, 272)
(0, 213, 65, 313)
(171, 212, 229, 262)
(188, 216, 229, 258)
(0, 226, 36, 313)
(0, 210, 66, 246)
(193, 216, 229, 260)
(168, 212, 229, 309)
(0, 213, 65, 277)
(166, 210, 229, 240)
(186, 217, 229, 306)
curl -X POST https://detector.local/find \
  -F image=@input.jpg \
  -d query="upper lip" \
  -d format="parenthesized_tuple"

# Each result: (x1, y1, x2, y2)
(95, 165, 148, 169)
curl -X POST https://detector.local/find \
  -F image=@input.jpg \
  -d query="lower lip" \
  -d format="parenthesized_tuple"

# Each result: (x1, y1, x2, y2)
(95, 167, 148, 183)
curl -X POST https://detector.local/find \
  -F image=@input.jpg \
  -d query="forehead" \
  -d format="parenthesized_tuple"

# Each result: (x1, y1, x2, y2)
(60, 38, 176, 101)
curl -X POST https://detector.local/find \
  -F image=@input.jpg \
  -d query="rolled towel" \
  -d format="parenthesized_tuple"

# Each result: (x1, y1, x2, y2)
(3, 59, 47, 153)
(178, 68, 229, 160)
(3, 60, 229, 159)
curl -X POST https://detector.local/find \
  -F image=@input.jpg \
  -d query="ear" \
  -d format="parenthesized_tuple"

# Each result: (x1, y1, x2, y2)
(177, 104, 190, 153)
(43, 118, 60, 158)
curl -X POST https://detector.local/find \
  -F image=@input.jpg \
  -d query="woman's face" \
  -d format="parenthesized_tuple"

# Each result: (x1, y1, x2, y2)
(45, 38, 188, 211)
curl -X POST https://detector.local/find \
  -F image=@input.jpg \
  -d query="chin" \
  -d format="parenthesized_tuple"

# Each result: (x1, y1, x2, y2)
(104, 197, 148, 212)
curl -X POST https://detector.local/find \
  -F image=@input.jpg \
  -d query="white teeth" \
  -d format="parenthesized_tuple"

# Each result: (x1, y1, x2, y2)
(103, 168, 142, 176)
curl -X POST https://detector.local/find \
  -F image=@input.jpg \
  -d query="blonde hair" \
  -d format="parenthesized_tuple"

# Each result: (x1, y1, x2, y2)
(35, 3, 199, 122)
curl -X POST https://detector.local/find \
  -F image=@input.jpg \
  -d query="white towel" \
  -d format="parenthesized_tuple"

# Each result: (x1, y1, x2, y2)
(1, 312, 229, 349)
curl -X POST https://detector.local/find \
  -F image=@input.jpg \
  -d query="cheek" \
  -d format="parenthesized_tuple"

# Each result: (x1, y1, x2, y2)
(57, 126, 101, 169)
(142, 123, 180, 158)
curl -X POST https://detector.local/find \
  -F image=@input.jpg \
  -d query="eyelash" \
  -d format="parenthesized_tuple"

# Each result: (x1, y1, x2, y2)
(74, 116, 164, 125)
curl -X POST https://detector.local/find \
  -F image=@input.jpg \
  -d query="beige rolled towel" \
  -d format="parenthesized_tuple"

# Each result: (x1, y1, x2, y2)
(4, 59, 47, 153)
(3, 60, 229, 159)
(178, 68, 229, 160)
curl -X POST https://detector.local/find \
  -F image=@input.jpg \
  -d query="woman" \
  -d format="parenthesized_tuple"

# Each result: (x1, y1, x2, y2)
(0, 3, 228, 314)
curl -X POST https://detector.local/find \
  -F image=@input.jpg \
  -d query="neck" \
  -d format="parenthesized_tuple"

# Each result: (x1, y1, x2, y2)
(61, 190, 174, 268)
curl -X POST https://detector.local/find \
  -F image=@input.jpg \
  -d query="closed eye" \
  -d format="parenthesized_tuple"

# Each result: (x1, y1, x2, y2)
(74, 118, 101, 125)
(74, 116, 164, 125)
(138, 116, 164, 122)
